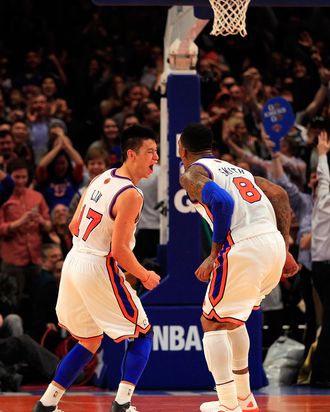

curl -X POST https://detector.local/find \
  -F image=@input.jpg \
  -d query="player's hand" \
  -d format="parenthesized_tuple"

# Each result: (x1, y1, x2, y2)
(195, 255, 218, 283)
(282, 251, 300, 278)
(141, 270, 160, 290)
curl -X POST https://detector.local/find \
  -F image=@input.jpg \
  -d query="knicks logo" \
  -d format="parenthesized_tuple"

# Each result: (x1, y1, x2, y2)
(174, 189, 196, 214)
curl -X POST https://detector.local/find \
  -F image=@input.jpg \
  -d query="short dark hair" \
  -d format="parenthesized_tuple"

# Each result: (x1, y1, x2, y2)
(120, 125, 157, 161)
(136, 99, 154, 122)
(41, 243, 61, 261)
(7, 158, 29, 174)
(180, 123, 213, 153)
(7, 157, 33, 184)
(0, 130, 12, 139)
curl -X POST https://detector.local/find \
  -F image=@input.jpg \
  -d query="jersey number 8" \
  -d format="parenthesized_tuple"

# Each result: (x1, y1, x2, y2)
(233, 177, 261, 204)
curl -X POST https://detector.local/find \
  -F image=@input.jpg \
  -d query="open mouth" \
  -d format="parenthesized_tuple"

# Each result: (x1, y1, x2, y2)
(149, 165, 154, 172)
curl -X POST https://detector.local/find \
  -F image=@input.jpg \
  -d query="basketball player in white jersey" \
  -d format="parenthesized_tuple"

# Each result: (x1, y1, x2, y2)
(32, 125, 160, 412)
(178, 123, 299, 412)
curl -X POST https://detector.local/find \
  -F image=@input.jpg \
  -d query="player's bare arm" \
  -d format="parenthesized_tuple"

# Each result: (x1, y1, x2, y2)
(180, 165, 235, 282)
(255, 176, 291, 246)
(111, 188, 160, 290)
(255, 176, 299, 277)
(68, 189, 87, 235)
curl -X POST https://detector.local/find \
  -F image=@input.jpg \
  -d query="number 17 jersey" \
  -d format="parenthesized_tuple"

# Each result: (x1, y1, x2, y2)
(191, 158, 278, 243)
(72, 168, 143, 256)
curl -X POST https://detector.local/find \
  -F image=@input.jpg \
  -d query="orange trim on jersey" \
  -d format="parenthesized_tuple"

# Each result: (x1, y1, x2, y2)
(106, 253, 138, 324)
(113, 324, 152, 343)
(208, 232, 234, 307)
(203, 310, 244, 326)
(201, 202, 213, 222)
(253, 305, 261, 311)
(227, 230, 234, 245)
(58, 322, 104, 342)
(108, 185, 138, 220)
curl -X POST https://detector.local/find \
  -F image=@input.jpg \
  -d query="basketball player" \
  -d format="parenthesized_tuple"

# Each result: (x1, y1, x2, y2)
(32, 125, 161, 412)
(178, 123, 299, 412)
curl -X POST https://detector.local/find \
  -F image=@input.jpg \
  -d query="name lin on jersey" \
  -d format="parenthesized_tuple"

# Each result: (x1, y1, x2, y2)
(218, 166, 246, 176)
(91, 189, 102, 203)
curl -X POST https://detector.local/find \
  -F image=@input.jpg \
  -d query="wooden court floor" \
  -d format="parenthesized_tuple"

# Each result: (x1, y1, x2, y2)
(1, 388, 330, 412)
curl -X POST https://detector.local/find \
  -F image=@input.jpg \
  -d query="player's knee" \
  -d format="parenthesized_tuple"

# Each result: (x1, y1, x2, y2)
(130, 329, 153, 359)
(201, 315, 241, 332)
(79, 337, 102, 354)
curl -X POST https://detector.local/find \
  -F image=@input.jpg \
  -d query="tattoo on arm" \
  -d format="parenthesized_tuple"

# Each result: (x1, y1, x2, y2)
(179, 165, 211, 202)
(255, 176, 291, 248)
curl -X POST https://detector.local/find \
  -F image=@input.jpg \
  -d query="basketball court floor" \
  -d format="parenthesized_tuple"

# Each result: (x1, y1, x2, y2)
(1, 385, 330, 411)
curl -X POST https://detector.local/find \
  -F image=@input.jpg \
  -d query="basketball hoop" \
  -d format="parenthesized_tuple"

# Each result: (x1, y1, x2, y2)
(208, 0, 251, 37)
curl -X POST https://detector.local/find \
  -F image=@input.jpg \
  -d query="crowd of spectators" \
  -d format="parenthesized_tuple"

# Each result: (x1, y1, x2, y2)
(0, 1, 329, 389)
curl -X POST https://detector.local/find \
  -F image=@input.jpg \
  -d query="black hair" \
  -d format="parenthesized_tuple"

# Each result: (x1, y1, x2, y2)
(48, 150, 73, 181)
(0, 129, 12, 139)
(180, 123, 213, 153)
(7, 158, 33, 184)
(120, 125, 157, 161)
(41, 243, 61, 261)
(136, 99, 154, 122)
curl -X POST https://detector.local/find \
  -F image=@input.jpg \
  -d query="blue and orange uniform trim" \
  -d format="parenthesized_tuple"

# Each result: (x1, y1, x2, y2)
(106, 253, 151, 342)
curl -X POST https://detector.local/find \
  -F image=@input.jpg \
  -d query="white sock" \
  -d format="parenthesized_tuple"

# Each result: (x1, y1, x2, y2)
(227, 325, 251, 399)
(203, 330, 238, 409)
(40, 382, 65, 407)
(234, 373, 251, 400)
(216, 381, 238, 409)
(115, 382, 135, 405)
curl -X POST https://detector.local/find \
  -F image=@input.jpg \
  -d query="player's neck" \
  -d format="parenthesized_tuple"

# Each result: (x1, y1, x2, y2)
(189, 150, 214, 164)
(116, 164, 139, 185)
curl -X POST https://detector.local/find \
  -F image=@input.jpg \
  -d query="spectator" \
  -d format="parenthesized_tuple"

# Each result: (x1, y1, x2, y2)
(0, 92, 11, 123)
(68, 146, 108, 220)
(26, 93, 66, 163)
(0, 130, 17, 171)
(99, 74, 126, 118)
(0, 158, 51, 313)
(272, 152, 317, 356)
(0, 168, 14, 207)
(0, 313, 24, 338)
(36, 131, 84, 210)
(136, 99, 160, 133)
(87, 116, 121, 168)
(11, 120, 35, 165)
(112, 83, 143, 128)
(47, 204, 72, 258)
(122, 113, 139, 130)
(0, 331, 59, 389)
(29, 244, 63, 347)
(310, 131, 330, 388)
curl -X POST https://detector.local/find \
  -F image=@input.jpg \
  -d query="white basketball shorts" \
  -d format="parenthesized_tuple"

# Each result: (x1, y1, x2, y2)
(203, 231, 286, 324)
(56, 249, 150, 342)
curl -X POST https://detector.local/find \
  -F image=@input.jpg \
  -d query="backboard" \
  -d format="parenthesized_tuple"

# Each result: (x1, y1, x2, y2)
(93, 0, 330, 6)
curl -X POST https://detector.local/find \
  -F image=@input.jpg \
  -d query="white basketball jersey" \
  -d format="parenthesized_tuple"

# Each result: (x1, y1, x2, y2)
(191, 158, 277, 243)
(72, 168, 143, 256)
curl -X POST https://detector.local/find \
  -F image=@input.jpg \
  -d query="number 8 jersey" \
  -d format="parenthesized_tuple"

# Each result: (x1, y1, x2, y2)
(72, 168, 143, 256)
(191, 158, 278, 243)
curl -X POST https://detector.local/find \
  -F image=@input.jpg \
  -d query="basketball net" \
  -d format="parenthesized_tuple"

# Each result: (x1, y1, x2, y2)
(208, 0, 251, 37)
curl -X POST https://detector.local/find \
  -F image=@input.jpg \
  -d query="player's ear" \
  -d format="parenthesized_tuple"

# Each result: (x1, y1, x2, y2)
(127, 148, 136, 160)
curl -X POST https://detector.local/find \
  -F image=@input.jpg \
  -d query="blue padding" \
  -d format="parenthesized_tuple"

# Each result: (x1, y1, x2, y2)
(201, 181, 234, 243)
(54, 343, 94, 389)
(121, 331, 153, 385)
